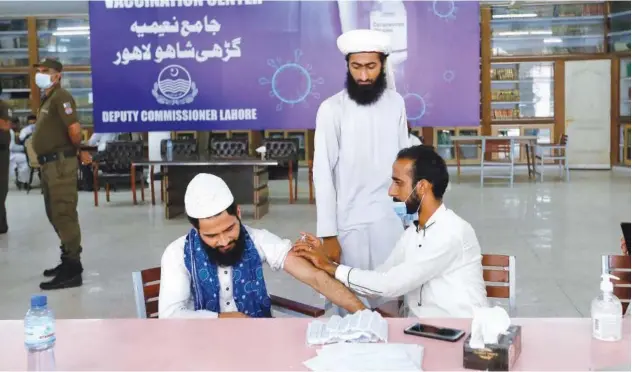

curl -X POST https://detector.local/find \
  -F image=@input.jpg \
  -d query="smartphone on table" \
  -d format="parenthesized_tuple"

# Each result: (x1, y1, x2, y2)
(404, 323, 466, 342)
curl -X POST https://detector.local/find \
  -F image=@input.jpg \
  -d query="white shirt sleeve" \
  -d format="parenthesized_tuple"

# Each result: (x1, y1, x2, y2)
(158, 236, 218, 319)
(247, 227, 292, 271)
(87, 133, 101, 146)
(334, 233, 461, 298)
(313, 100, 340, 237)
(18, 125, 34, 142)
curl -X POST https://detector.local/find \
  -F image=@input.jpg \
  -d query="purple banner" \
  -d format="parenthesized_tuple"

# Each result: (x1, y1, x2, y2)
(89, 0, 480, 132)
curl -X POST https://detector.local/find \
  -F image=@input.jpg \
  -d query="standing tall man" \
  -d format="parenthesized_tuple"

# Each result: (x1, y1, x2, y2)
(312, 29, 409, 310)
(31, 58, 92, 290)
(0, 80, 11, 234)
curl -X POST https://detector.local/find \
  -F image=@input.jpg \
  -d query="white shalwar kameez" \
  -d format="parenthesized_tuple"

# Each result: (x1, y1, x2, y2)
(313, 87, 409, 310)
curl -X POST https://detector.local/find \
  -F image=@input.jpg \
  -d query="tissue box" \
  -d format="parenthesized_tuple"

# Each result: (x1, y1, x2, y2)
(463, 325, 522, 371)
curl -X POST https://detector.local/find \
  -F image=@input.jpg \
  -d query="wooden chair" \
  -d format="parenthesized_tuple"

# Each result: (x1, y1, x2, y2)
(483, 254, 516, 316)
(132, 267, 326, 319)
(263, 138, 299, 204)
(92, 141, 145, 206)
(534, 134, 569, 182)
(601, 255, 631, 315)
(375, 254, 516, 317)
(481, 138, 515, 187)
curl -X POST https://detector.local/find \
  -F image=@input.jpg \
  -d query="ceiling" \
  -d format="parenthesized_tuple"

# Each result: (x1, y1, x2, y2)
(0, 1, 89, 17)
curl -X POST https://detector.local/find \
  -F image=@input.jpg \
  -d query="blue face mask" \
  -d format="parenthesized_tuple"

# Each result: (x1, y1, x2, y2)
(393, 201, 417, 226)
(393, 183, 422, 226)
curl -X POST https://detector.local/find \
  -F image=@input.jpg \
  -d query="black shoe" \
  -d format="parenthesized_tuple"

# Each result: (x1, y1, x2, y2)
(40, 261, 83, 290)
(43, 261, 64, 277)
(0, 226, 7, 234)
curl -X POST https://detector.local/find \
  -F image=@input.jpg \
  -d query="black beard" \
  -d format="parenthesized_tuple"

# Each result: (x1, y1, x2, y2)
(405, 191, 421, 215)
(201, 223, 247, 267)
(345, 69, 387, 106)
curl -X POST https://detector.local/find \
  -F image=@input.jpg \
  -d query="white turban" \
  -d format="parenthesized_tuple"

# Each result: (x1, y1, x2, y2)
(184, 173, 234, 219)
(336, 29, 397, 91)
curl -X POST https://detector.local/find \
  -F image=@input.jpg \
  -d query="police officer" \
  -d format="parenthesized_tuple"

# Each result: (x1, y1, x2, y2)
(32, 58, 92, 290)
(0, 79, 11, 234)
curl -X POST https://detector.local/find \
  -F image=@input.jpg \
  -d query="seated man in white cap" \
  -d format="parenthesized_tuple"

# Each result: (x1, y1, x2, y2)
(312, 29, 409, 312)
(158, 173, 367, 318)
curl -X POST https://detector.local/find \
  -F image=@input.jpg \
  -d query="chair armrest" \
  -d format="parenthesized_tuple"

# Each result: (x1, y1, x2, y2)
(269, 294, 325, 318)
(373, 300, 401, 318)
(535, 144, 566, 149)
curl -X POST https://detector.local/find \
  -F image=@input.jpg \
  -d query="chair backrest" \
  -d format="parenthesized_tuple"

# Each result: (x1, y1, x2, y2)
(102, 140, 144, 173)
(601, 255, 631, 315)
(160, 138, 198, 158)
(209, 138, 249, 158)
(482, 254, 516, 316)
(24, 137, 40, 169)
(559, 134, 568, 145)
(132, 267, 161, 319)
(263, 138, 299, 161)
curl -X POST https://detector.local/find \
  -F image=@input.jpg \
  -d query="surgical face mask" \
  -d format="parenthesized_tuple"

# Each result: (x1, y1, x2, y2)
(35, 73, 53, 89)
(393, 183, 423, 226)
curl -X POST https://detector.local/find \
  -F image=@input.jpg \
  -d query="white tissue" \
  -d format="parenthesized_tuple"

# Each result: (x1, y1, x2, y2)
(468, 306, 511, 349)
(306, 309, 388, 346)
(304, 343, 423, 371)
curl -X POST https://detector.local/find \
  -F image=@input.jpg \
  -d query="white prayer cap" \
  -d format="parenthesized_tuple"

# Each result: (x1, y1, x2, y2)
(185, 173, 234, 219)
(336, 29, 392, 56)
(337, 29, 397, 91)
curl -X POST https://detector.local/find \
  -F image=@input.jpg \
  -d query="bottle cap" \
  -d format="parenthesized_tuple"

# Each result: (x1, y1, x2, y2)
(600, 274, 619, 293)
(30, 294, 47, 308)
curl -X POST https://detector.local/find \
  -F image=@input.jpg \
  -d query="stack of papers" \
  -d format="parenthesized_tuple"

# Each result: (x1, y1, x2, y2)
(306, 310, 388, 346)
(303, 343, 424, 371)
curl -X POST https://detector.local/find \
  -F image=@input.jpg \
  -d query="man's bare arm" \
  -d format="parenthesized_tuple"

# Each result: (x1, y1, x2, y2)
(67, 122, 83, 147)
(283, 252, 366, 313)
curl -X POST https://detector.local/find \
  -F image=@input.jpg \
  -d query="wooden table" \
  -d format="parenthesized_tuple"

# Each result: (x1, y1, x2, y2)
(0, 318, 628, 370)
(451, 135, 538, 186)
(132, 157, 277, 220)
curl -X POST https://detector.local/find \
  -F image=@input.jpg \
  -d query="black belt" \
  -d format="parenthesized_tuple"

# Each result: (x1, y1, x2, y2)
(38, 150, 77, 165)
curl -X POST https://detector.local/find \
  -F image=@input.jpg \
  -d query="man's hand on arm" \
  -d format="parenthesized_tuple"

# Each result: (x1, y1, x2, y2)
(283, 253, 366, 313)
(292, 235, 339, 276)
(294, 232, 340, 264)
(0, 119, 9, 131)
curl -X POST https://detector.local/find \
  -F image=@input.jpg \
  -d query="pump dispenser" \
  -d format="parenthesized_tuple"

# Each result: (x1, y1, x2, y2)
(591, 274, 622, 341)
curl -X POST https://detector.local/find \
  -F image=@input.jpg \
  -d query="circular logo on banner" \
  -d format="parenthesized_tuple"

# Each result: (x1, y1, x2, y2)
(157, 65, 192, 99)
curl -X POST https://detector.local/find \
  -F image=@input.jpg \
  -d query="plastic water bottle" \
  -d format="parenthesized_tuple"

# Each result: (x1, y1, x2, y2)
(591, 274, 623, 342)
(24, 295, 56, 371)
(166, 139, 174, 161)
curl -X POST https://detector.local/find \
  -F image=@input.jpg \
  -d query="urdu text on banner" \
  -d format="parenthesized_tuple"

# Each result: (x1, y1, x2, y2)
(88, 0, 480, 132)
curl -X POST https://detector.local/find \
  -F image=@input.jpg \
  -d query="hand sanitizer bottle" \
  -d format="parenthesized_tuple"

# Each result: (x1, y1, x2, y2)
(591, 274, 622, 341)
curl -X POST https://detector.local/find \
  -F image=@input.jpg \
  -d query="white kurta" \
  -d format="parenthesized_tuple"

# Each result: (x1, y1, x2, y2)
(313, 89, 409, 309)
(158, 226, 292, 318)
(334, 205, 489, 318)
(87, 132, 119, 152)
(8, 129, 28, 183)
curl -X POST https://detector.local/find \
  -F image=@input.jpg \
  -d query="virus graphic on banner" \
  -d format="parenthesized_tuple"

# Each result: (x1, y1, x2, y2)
(430, 0, 458, 21)
(443, 70, 456, 83)
(403, 88, 433, 122)
(259, 49, 324, 111)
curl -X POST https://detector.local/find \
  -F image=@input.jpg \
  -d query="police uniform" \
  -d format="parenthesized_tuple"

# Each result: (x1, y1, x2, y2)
(32, 58, 84, 290)
(0, 92, 10, 234)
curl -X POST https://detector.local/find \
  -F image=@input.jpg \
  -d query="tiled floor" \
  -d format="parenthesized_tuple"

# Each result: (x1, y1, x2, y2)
(0, 167, 629, 319)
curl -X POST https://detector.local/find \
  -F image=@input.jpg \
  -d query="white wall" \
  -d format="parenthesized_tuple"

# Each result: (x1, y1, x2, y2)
(0, 1, 88, 17)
